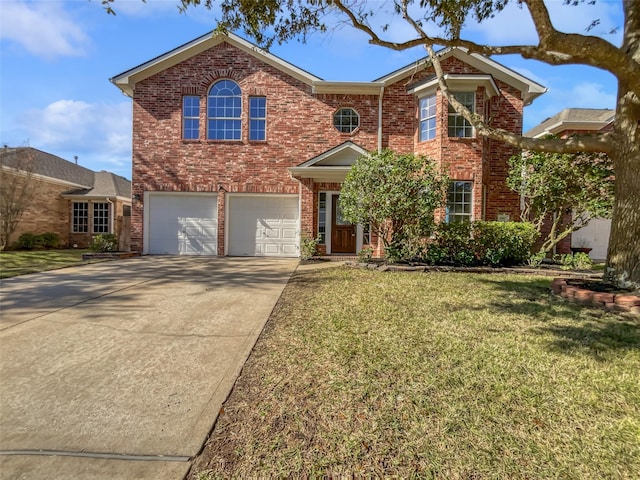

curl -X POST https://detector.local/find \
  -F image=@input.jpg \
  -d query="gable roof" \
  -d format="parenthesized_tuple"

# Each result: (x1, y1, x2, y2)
(376, 47, 546, 105)
(63, 171, 131, 199)
(111, 31, 322, 97)
(289, 141, 369, 182)
(111, 32, 546, 103)
(0, 147, 131, 200)
(525, 108, 615, 138)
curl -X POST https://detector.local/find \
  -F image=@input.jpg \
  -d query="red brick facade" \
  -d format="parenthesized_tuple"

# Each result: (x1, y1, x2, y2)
(127, 38, 530, 256)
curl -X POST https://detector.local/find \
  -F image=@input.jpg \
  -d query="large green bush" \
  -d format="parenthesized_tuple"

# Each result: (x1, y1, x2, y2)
(473, 221, 538, 266)
(422, 221, 538, 267)
(423, 222, 475, 266)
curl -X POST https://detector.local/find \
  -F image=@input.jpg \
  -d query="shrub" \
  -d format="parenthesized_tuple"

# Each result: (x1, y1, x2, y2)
(357, 246, 374, 263)
(472, 221, 538, 266)
(556, 252, 593, 271)
(90, 234, 118, 252)
(423, 222, 475, 266)
(422, 221, 538, 267)
(299, 235, 319, 260)
(16, 232, 43, 250)
(39, 232, 60, 249)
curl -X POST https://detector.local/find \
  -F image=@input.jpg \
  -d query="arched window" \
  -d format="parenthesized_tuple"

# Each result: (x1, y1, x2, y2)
(207, 80, 242, 140)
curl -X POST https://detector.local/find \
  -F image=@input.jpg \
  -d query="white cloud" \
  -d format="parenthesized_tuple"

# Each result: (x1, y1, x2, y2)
(566, 82, 617, 109)
(0, 1, 89, 60)
(20, 99, 132, 171)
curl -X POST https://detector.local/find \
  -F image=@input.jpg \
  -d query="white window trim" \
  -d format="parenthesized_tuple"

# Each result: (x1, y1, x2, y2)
(333, 107, 360, 134)
(446, 181, 474, 223)
(419, 94, 437, 142)
(207, 79, 242, 141)
(448, 91, 476, 138)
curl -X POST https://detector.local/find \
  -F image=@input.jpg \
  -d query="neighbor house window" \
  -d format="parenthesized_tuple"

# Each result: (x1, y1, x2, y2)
(448, 92, 475, 138)
(318, 192, 327, 244)
(207, 79, 241, 140)
(93, 202, 110, 233)
(182, 96, 200, 140)
(419, 94, 436, 141)
(446, 181, 473, 223)
(333, 108, 359, 133)
(72, 202, 88, 233)
(249, 96, 267, 141)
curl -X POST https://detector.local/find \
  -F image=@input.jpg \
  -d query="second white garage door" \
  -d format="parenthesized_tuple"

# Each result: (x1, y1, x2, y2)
(227, 195, 299, 257)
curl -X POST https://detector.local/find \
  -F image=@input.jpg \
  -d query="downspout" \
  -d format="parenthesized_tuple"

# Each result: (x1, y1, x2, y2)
(106, 197, 115, 235)
(378, 86, 384, 152)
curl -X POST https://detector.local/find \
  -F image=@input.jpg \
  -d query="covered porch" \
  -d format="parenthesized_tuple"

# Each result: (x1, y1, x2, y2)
(289, 141, 380, 257)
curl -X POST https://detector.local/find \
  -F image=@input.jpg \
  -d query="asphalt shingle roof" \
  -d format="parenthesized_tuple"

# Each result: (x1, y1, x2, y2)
(525, 108, 615, 138)
(1, 147, 130, 198)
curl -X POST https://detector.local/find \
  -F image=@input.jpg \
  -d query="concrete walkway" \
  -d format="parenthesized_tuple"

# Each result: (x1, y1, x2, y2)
(0, 256, 298, 479)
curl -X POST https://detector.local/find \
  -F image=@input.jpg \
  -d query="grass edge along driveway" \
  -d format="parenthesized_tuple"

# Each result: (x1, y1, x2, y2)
(0, 249, 96, 278)
(191, 267, 640, 479)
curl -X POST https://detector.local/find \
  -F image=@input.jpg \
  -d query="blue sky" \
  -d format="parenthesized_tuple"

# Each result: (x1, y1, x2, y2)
(0, 0, 623, 179)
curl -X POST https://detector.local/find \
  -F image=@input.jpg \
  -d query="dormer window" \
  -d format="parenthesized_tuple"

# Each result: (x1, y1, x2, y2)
(333, 108, 359, 133)
(448, 92, 475, 138)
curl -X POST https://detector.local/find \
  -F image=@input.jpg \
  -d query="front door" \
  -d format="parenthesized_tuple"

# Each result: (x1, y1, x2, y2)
(331, 194, 356, 253)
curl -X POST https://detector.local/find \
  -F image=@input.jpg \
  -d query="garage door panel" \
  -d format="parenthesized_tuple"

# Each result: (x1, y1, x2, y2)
(228, 195, 299, 257)
(147, 194, 217, 255)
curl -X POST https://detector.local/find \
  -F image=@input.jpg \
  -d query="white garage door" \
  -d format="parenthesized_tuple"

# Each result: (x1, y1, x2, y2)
(227, 195, 299, 257)
(146, 193, 217, 255)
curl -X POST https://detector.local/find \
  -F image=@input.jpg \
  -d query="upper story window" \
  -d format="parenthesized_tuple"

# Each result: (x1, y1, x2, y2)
(182, 96, 200, 140)
(419, 94, 436, 141)
(333, 107, 359, 133)
(72, 202, 88, 233)
(448, 92, 475, 138)
(446, 181, 473, 223)
(249, 96, 267, 141)
(207, 80, 241, 140)
(93, 202, 110, 233)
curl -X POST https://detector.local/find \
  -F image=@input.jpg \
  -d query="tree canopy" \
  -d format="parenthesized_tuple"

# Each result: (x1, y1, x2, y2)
(507, 147, 614, 255)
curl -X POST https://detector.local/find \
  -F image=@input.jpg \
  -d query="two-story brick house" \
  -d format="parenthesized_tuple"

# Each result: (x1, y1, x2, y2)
(111, 32, 546, 257)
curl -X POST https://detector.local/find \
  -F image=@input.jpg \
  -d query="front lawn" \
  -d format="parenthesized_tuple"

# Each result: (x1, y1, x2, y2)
(0, 249, 94, 278)
(191, 267, 639, 479)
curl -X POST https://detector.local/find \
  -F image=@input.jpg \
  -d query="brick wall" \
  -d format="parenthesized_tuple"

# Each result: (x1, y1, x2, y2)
(4, 173, 71, 247)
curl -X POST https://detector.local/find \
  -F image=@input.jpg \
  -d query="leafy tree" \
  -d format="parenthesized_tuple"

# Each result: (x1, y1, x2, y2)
(0, 147, 38, 250)
(103, 0, 640, 288)
(507, 148, 614, 255)
(339, 150, 448, 262)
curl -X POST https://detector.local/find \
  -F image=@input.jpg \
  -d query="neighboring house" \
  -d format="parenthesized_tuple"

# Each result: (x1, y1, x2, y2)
(525, 108, 614, 260)
(111, 32, 546, 257)
(0, 147, 132, 250)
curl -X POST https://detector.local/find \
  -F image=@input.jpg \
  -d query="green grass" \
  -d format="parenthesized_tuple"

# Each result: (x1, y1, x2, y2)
(0, 249, 95, 278)
(192, 267, 640, 479)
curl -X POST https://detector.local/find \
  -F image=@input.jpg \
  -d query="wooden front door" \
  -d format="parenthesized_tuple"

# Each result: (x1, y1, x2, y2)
(331, 194, 356, 253)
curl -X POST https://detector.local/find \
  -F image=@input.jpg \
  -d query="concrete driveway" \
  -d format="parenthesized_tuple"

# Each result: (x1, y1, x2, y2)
(0, 256, 298, 479)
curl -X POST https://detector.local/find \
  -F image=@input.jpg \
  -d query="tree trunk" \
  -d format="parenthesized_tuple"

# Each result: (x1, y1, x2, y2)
(604, 5, 640, 290)
(604, 125, 640, 289)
